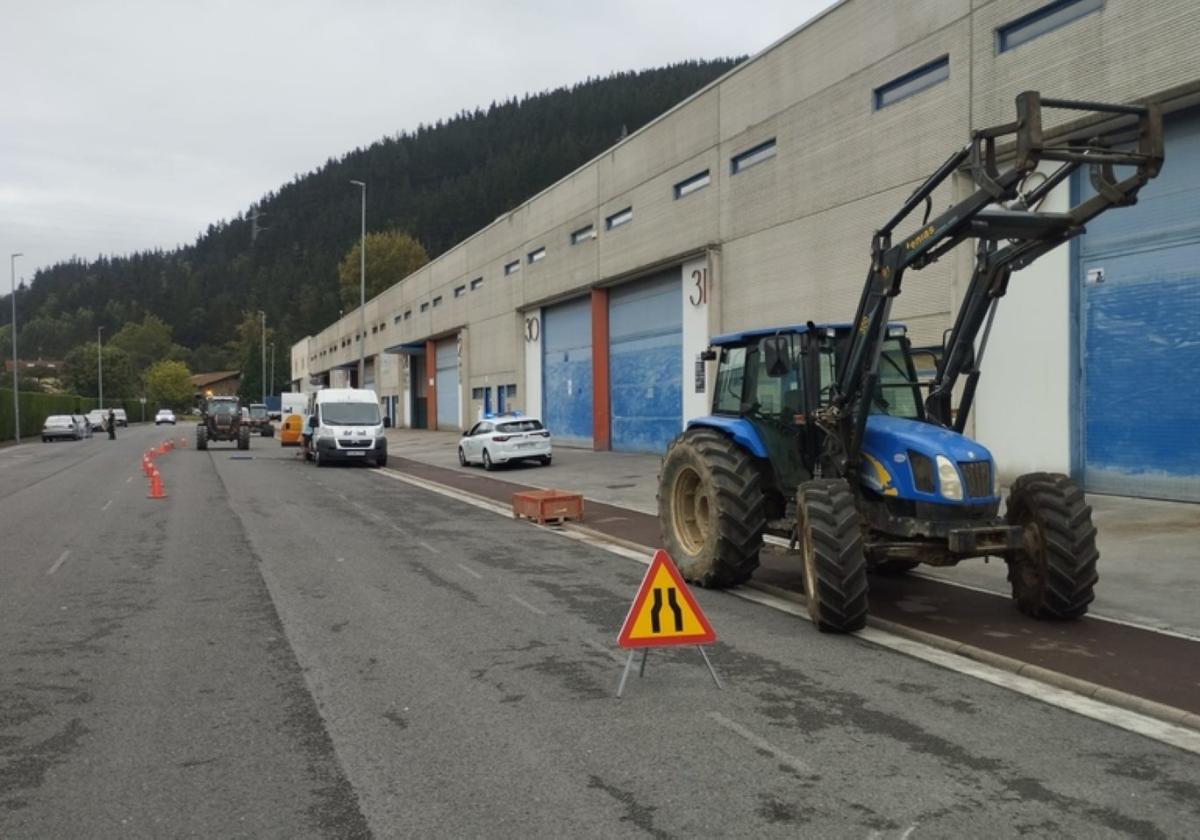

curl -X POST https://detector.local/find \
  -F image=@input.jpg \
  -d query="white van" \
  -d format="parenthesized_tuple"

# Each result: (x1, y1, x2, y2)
(302, 388, 387, 467)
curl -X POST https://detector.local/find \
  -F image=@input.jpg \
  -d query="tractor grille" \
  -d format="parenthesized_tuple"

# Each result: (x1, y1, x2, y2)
(958, 461, 992, 498)
(339, 439, 371, 448)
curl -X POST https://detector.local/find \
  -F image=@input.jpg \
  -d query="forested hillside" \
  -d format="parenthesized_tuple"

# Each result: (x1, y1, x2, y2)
(1, 59, 740, 390)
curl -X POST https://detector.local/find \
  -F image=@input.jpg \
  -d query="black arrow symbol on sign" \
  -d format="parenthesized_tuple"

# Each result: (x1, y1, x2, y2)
(650, 587, 684, 633)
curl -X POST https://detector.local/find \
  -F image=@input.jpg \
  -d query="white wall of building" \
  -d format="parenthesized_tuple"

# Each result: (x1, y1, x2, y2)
(973, 173, 1071, 480)
(680, 255, 711, 424)
(523, 308, 543, 420)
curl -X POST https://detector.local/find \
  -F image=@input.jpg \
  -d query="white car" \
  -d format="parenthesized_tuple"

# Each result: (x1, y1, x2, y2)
(85, 409, 107, 431)
(458, 416, 552, 470)
(42, 415, 83, 442)
(155, 408, 176, 425)
(113, 408, 128, 427)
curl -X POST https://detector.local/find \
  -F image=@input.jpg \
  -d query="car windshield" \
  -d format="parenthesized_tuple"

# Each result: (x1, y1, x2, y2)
(497, 420, 544, 433)
(210, 400, 237, 415)
(322, 403, 380, 425)
(45, 416, 73, 427)
(250, 407, 267, 418)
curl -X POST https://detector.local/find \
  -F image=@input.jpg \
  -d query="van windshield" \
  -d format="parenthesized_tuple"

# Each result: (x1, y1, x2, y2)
(322, 403, 380, 426)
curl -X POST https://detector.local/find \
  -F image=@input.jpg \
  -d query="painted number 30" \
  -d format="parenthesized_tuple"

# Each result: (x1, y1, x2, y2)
(689, 268, 708, 307)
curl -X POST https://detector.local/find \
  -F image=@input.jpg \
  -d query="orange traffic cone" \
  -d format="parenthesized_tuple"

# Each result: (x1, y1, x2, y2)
(142, 456, 153, 476)
(179, 437, 187, 448)
(158, 442, 168, 455)
(147, 468, 167, 500)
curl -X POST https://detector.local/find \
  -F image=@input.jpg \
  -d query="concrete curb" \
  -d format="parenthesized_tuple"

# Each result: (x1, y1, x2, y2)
(747, 579, 1200, 735)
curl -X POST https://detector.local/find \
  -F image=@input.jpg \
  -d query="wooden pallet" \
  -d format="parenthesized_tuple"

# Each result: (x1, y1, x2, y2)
(512, 489, 585, 525)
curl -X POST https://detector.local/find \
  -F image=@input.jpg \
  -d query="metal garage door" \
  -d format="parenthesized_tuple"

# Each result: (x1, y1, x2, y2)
(542, 297, 593, 447)
(609, 270, 682, 453)
(1076, 107, 1200, 501)
(435, 337, 460, 430)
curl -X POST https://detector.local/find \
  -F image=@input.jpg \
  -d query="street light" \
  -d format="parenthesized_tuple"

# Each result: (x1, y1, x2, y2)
(258, 310, 266, 404)
(350, 179, 366, 389)
(268, 343, 275, 398)
(97, 326, 105, 412)
(10, 253, 22, 443)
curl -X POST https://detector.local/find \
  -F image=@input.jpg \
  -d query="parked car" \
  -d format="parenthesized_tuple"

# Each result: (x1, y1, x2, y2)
(113, 408, 128, 427)
(155, 408, 176, 425)
(85, 409, 107, 431)
(302, 387, 386, 467)
(458, 415, 552, 470)
(71, 414, 92, 438)
(42, 415, 83, 442)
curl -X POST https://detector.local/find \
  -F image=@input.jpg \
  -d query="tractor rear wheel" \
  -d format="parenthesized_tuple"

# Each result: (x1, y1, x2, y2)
(1005, 472, 1098, 620)
(657, 429, 764, 588)
(237, 427, 250, 450)
(196, 425, 208, 451)
(796, 478, 868, 633)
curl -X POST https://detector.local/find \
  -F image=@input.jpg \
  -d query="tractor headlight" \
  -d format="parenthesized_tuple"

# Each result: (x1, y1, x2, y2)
(991, 461, 1000, 497)
(936, 455, 963, 501)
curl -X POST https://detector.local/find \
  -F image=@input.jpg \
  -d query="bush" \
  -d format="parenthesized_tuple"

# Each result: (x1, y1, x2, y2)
(0, 389, 150, 441)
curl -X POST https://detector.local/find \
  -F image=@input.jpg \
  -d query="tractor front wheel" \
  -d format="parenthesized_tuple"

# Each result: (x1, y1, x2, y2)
(237, 427, 250, 450)
(796, 478, 868, 633)
(196, 425, 208, 451)
(1005, 472, 1098, 620)
(657, 429, 764, 588)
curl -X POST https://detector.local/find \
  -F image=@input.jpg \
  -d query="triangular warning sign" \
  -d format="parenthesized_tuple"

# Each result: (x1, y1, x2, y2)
(617, 550, 716, 649)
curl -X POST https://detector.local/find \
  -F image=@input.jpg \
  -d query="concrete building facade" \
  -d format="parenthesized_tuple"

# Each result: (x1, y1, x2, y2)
(293, 0, 1200, 501)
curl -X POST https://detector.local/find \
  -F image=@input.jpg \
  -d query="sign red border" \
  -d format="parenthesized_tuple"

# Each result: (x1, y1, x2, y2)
(617, 550, 716, 649)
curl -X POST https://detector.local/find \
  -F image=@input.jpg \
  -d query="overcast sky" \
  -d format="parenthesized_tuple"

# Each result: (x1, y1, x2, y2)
(1, 0, 836, 285)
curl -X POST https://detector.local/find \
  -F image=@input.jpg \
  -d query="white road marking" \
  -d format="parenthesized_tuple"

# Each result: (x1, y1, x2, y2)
(47, 550, 70, 576)
(390, 523, 409, 536)
(508, 594, 546, 616)
(707, 712, 814, 776)
(370, 465, 1200, 754)
(418, 540, 439, 554)
(101, 499, 112, 511)
(126, 476, 133, 483)
(336, 557, 345, 563)
(455, 562, 483, 579)
(899, 825, 918, 840)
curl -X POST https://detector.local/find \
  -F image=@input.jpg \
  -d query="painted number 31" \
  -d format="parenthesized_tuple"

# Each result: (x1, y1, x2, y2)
(689, 268, 708, 307)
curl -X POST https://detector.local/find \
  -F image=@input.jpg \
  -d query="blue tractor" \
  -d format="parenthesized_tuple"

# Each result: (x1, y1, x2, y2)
(658, 92, 1163, 632)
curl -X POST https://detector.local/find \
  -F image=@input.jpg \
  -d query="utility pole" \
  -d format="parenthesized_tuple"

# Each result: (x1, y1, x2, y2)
(350, 180, 366, 389)
(97, 326, 105, 412)
(10, 253, 22, 443)
(269, 343, 275, 398)
(258, 310, 266, 404)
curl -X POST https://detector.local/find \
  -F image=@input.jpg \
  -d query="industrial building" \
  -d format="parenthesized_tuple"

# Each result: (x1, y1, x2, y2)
(292, 0, 1200, 502)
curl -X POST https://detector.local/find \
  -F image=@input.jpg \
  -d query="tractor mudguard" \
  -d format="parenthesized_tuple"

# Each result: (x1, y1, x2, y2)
(685, 417, 768, 459)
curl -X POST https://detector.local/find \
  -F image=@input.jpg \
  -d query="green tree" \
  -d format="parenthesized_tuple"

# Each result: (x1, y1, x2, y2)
(145, 360, 193, 411)
(62, 343, 136, 402)
(109, 314, 184, 376)
(337, 230, 429, 309)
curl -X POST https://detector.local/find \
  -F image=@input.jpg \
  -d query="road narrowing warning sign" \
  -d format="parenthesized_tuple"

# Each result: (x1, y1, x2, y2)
(617, 550, 716, 649)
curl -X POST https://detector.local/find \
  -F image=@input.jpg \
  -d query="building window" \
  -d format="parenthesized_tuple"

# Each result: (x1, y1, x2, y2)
(731, 139, 776, 174)
(505, 384, 517, 397)
(420, 302, 429, 313)
(394, 314, 403, 324)
(605, 207, 633, 230)
(504, 259, 520, 275)
(454, 285, 466, 298)
(527, 246, 546, 264)
(674, 169, 711, 199)
(470, 277, 483, 291)
(997, 0, 1102, 52)
(874, 56, 950, 109)
(404, 309, 412, 320)
(432, 296, 442, 307)
(371, 325, 377, 334)
(570, 224, 595, 244)
(471, 387, 485, 400)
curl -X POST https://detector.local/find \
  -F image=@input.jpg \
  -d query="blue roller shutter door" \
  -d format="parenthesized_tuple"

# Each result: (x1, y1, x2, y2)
(1076, 107, 1200, 501)
(435, 338, 460, 430)
(542, 297, 593, 446)
(609, 270, 682, 453)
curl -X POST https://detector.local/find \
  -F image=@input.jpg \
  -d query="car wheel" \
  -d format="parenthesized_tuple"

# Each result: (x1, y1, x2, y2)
(539, 455, 552, 466)
(458, 447, 468, 467)
(314, 448, 324, 467)
(482, 450, 494, 471)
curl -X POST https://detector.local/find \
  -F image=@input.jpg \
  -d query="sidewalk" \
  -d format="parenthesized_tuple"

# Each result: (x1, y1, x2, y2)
(383, 427, 1200, 638)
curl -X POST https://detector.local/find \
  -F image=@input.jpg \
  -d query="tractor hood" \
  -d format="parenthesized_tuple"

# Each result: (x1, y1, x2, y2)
(859, 415, 997, 504)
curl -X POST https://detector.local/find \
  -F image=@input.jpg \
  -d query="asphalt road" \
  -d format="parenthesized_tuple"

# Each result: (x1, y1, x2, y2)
(2, 426, 1198, 838)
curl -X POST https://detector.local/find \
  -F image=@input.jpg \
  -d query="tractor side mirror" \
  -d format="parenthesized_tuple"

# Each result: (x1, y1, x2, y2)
(762, 336, 792, 377)
(699, 348, 717, 362)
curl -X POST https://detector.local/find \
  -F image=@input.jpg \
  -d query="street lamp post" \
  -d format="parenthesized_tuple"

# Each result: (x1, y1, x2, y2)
(10, 252, 22, 443)
(97, 326, 105, 413)
(269, 343, 275, 398)
(258, 310, 266, 404)
(350, 180, 366, 389)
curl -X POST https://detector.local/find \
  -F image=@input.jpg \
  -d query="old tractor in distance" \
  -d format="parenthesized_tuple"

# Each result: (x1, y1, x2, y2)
(658, 91, 1163, 632)
(196, 395, 251, 451)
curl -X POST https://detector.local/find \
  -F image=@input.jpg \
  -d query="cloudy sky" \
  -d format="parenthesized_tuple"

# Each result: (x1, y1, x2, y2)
(1, 0, 836, 284)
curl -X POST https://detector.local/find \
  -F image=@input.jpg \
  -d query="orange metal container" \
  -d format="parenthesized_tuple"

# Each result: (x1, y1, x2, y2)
(512, 489, 584, 525)
(280, 413, 304, 447)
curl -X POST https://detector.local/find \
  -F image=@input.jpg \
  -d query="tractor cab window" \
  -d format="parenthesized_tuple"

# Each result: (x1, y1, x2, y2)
(747, 336, 802, 421)
(873, 338, 922, 420)
(712, 346, 747, 415)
